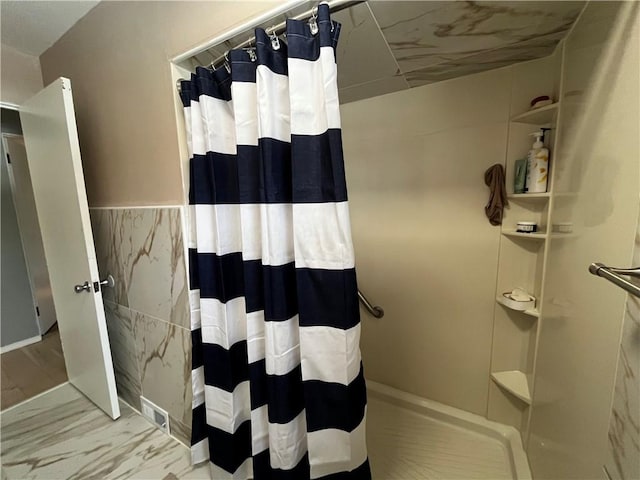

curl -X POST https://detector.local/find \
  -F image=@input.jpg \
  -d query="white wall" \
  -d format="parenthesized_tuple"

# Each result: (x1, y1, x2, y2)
(1, 130, 40, 348)
(0, 44, 43, 105)
(341, 67, 510, 416)
(527, 3, 640, 477)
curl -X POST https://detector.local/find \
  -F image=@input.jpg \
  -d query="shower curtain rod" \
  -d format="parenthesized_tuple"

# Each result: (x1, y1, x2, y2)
(207, 0, 362, 70)
(177, 0, 363, 79)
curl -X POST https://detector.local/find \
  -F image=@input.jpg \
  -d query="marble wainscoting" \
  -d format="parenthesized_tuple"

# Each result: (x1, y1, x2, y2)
(90, 206, 192, 447)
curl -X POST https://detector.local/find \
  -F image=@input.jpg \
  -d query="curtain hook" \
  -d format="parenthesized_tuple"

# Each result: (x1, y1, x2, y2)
(309, 5, 319, 35)
(268, 26, 281, 50)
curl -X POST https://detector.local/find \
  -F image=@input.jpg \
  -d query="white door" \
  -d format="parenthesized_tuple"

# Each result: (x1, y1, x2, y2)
(19, 78, 120, 419)
(3, 135, 57, 334)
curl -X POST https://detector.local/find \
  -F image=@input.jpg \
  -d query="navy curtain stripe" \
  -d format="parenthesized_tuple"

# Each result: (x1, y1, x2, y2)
(190, 152, 240, 204)
(237, 145, 261, 202)
(194, 252, 245, 301)
(292, 130, 347, 203)
(248, 359, 269, 410)
(230, 49, 258, 83)
(304, 365, 367, 433)
(262, 263, 298, 320)
(191, 134, 347, 205)
(191, 403, 208, 445)
(183, 5, 369, 477)
(297, 268, 360, 330)
(195, 66, 232, 101)
(286, 4, 340, 61)
(187, 248, 200, 290)
(202, 342, 249, 392)
(253, 450, 311, 480)
(207, 421, 253, 473)
(255, 28, 288, 76)
(266, 365, 306, 424)
(191, 328, 203, 370)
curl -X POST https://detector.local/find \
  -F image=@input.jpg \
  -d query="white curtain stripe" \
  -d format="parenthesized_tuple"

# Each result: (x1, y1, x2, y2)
(231, 81, 259, 147)
(293, 202, 356, 270)
(256, 65, 291, 143)
(200, 297, 248, 348)
(300, 324, 362, 385)
(194, 204, 243, 255)
(204, 381, 252, 434)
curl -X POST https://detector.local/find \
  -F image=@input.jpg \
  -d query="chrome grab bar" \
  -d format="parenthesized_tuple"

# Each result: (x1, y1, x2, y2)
(358, 290, 384, 318)
(589, 263, 640, 298)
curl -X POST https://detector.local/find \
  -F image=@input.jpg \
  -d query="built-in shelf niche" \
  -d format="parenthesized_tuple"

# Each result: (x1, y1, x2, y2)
(491, 371, 532, 404)
(510, 102, 559, 126)
(489, 48, 563, 441)
(496, 295, 539, 318)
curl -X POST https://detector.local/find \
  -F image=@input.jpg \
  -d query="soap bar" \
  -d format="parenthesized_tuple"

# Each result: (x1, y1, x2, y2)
(501, 289, 536, 311)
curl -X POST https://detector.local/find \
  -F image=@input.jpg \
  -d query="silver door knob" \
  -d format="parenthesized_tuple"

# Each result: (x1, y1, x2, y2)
(74, 281, 91, 293)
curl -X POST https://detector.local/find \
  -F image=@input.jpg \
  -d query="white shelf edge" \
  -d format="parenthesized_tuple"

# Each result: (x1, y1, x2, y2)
(491, 370, 532, 404)
(502, 230, 548, 240)
(507, 193, 550, 199)
(510, 102, 559, 123)
(496, 296, 539, 318)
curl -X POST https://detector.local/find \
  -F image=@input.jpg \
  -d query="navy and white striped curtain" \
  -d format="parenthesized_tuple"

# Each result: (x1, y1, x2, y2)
(179, 5, 370, 479)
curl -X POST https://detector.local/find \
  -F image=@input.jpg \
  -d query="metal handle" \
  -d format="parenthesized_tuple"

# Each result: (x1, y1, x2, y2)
(358, 290, 384, 318)
(74, 281, 91, 293)
(100, 274, 115, 289)
(589, 263, 640, 298)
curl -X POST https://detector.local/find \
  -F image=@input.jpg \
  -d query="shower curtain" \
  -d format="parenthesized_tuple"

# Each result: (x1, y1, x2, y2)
(179, 5, 370, 479)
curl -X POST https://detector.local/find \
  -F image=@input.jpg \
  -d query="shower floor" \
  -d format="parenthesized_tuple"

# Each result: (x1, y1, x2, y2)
(0, 382, 520, 479)
(366, 396, 517, 479)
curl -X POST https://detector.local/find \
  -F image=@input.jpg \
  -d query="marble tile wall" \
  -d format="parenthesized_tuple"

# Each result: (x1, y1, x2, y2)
(90, 206, 192, 447)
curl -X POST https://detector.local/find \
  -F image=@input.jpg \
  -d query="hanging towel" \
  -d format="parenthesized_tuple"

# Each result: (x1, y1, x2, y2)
(484, 164, 508, 226)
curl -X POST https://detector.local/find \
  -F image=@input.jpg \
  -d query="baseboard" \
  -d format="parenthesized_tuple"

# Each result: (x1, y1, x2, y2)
(0, 335, 42, 354)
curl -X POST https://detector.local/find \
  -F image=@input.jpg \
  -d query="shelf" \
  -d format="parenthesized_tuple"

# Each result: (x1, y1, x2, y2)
(491, 370, 532, 404)
(507, 193, 550, 200)
(496, 296, 539, 318)
(502, 230, 547, 240)
(510, 102, 559, 125)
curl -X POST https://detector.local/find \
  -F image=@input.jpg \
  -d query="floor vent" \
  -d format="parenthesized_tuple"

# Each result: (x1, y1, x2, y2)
(140, 396, 170, 435)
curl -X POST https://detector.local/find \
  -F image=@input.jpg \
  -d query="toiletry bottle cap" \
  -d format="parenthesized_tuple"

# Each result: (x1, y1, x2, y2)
(530, 130, 544, 149)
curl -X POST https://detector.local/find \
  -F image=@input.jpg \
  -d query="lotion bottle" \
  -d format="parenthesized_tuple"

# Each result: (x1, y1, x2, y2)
(526, 130, 549, 193)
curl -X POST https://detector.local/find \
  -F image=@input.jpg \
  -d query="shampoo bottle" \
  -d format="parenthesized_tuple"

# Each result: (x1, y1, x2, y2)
(526, 130, 549, 193)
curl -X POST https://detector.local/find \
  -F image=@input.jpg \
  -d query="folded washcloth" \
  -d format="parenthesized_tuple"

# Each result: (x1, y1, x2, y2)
(484, 164, 508, 226)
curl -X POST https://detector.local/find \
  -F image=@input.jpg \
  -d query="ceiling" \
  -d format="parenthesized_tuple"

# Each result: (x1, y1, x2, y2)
(1, 1, 100, 56)
(185, 1, 585, 104)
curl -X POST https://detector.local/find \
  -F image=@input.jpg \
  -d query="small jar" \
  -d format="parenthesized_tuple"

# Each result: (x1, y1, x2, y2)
(516, 221, 537, 233)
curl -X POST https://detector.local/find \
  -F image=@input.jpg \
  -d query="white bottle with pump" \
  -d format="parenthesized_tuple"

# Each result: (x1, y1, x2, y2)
(526, 130, 549, 193)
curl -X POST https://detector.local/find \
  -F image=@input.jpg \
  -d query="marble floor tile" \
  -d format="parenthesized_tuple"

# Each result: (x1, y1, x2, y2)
(0, 383, 208, 480)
